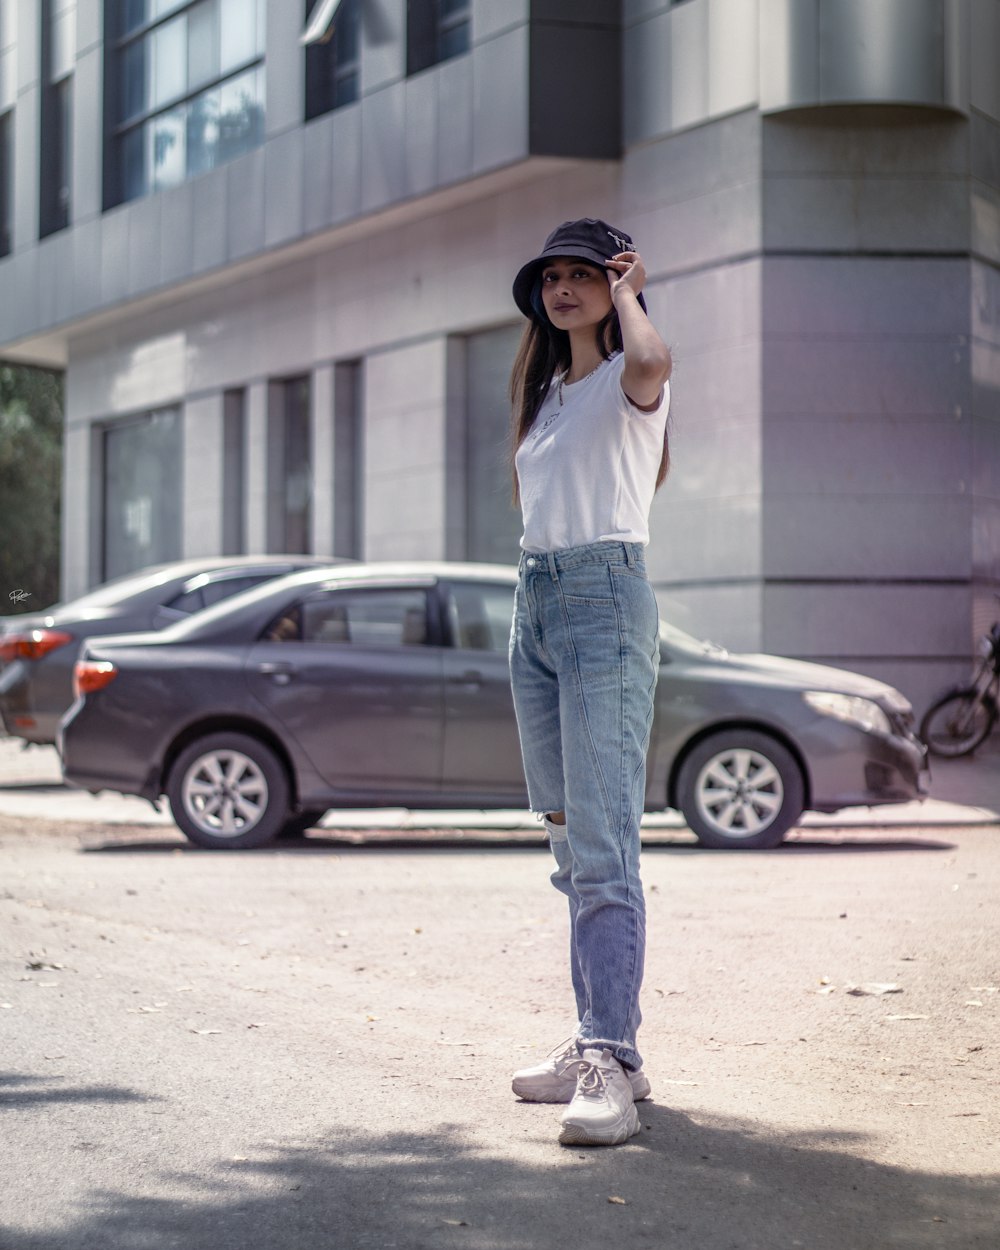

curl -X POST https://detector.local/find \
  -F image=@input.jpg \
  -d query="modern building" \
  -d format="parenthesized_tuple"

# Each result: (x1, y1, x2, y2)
(1, 0, 999, 712)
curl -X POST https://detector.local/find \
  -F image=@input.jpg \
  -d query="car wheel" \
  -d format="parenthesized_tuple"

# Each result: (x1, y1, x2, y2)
(166, 732, 290, 850)
(276, 809, 328, 840)
(676, 730, 804, 850)
(919, 689, 995, 758)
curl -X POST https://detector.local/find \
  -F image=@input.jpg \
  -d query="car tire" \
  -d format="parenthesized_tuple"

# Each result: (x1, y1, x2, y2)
(166, 732, 290, 850)
(276, 809, 328, 840)
(676, 730, 804, 850)
(919, 688, 995, 758)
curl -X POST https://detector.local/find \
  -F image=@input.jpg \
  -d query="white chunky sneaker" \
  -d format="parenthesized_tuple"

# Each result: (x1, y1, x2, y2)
(512, 1037, 651, 1104)
(558, 1048, 641, 1147)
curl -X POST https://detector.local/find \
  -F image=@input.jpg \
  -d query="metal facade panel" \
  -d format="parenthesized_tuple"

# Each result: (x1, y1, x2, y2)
(819, 0, 945, 106)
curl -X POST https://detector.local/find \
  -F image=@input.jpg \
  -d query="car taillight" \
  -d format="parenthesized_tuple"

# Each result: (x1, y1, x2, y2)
(0, 629, 74, 662)
(73, 660, 118, 698)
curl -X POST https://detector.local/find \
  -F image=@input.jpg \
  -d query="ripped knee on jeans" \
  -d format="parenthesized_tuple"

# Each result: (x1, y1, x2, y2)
(546, 811, 566, 825)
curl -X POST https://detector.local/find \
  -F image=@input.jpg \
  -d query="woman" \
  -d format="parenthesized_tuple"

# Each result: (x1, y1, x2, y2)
(507, 218, 672, 1147)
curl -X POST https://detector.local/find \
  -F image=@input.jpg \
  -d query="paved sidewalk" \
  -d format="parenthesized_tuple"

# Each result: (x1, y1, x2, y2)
(1, 734, 997, 832)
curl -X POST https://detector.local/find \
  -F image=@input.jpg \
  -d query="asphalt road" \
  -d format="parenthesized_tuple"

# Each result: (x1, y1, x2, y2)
(1, 808, 997, 1250)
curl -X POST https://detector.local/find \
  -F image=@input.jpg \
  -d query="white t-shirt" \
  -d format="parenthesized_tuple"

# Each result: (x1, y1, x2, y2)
(514, 352, 669, 553)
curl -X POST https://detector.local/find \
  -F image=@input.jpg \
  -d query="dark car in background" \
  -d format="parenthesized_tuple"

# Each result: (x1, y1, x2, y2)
(58, 562, 927, 851)
(0, 556, 339, 744)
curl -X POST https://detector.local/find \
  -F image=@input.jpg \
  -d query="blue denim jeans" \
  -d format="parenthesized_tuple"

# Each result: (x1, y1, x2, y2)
(509, 540, 660, 1071)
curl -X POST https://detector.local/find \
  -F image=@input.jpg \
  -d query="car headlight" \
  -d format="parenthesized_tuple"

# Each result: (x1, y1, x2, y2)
(803, 691, 892, 736)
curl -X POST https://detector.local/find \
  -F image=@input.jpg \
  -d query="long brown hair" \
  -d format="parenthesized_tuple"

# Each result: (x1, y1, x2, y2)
(509, 308, 670, 502)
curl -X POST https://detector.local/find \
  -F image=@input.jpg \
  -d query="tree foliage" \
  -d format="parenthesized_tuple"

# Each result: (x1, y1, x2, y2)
(0, 365, 64, 615)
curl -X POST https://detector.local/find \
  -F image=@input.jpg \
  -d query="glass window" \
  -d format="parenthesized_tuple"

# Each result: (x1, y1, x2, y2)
(187, 0, 219, 92)
(0, 0, 17, 112)
(166, 573, 272, 613)
(304, 0, 361, 120)
(103, 409, 183, 580)
(332, 359, 362, 559)
(300, 589, 430, 647)
(220, 0, 259, 74)
(281, 375, 312, 554)
(51, 0, 76, 81)
(222, 388, 246, 555)
(0, 110, 11, 257)
(165, 585, 206, 613)
(106, 0, 265, 208)
(216, 65, 263, 162)
(150, 102, 186, 190)
(121, 38, 148, 121)
(40, 0, 74, 237)
(447, 581, 515, 653)
(407, 0, 469, 76)
(151, 14, 186, 108)
(263, 604, 303, 643)
(186, 84, 220, 175)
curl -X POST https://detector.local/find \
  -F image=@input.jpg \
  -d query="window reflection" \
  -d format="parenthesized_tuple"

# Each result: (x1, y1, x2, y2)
(108, 0, 265, 207)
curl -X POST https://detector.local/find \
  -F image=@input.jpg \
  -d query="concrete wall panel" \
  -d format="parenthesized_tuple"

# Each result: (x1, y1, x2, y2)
(972, 497, 1000, 578)
(764, 256, 968, 338)
(190, 167, 228, 273)
(623, 10, 672, 144)
(654, 582, 764, 655)
(98, 204, 129, 306)
(647, 496, 763, 584)
(159, 181, 195, 286)
(762, 495, 971, 579)
(362, 82, 406, 210)
(181, 394, 224, 556)
(71, 216, 102, 316)
(436, 53, 473, 186)
(71, 47, 102, 222)
(264, 127, 305, 248)
(763, 341, 969, 418)
(764, 174, 969, 253)
(127, 192, 163, 295)
(708, 0, 758, 119)
(226, 148, 266, 261)
(473, 25, 528, 172)
(361, 0, 405, 95)
(404, 69, 438, 198)
(362, 339, 449, 560)
(472, 0, 528, 43)
(970, 0, 1000, 122)
(330, 104, 363, 224)
(302, 114, 335, 237)
(264, 0, 303, 138)
(763, 582, 968, 658)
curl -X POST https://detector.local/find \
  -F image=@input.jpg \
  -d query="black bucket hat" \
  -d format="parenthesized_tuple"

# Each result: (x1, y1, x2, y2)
(512, 218, 647, 322)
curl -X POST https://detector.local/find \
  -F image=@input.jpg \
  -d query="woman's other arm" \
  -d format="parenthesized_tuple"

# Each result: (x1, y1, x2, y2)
(608, 251, 672, 410)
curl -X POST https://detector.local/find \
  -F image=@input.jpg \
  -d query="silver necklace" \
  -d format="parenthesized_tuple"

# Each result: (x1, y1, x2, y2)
(556, 352, 618, 407)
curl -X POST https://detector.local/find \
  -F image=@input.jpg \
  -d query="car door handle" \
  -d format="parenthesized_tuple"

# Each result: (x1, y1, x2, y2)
(449, 670, 483, 687)
(257, 661, 294, 684)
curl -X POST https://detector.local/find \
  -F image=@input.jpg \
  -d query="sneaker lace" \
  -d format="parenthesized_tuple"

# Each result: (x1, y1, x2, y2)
(574, 1058, 615, 1101)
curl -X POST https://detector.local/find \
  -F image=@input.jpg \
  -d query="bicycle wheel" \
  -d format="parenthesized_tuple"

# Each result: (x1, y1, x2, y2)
(919, 689, 995, 758)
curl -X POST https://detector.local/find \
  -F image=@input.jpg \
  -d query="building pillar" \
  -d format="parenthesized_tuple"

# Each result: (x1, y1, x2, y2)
(181, 393, 224, 557)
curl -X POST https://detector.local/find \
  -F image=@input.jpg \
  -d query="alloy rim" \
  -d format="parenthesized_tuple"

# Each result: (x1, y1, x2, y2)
(694, 748, 783, 839)
(183, 749, 268, 837)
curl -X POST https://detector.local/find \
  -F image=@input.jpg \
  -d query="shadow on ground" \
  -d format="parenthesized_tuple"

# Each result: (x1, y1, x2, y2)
(77, 832, 959, 856)
(0, 1093, 995, 1250)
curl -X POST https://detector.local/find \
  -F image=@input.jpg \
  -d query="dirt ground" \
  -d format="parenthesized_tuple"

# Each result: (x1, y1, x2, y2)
(1, 812, 998, 1250)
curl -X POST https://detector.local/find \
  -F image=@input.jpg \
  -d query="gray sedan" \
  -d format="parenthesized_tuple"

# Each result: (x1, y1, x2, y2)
(58, 562, 927, 850)
(0, 555, 337, 745)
